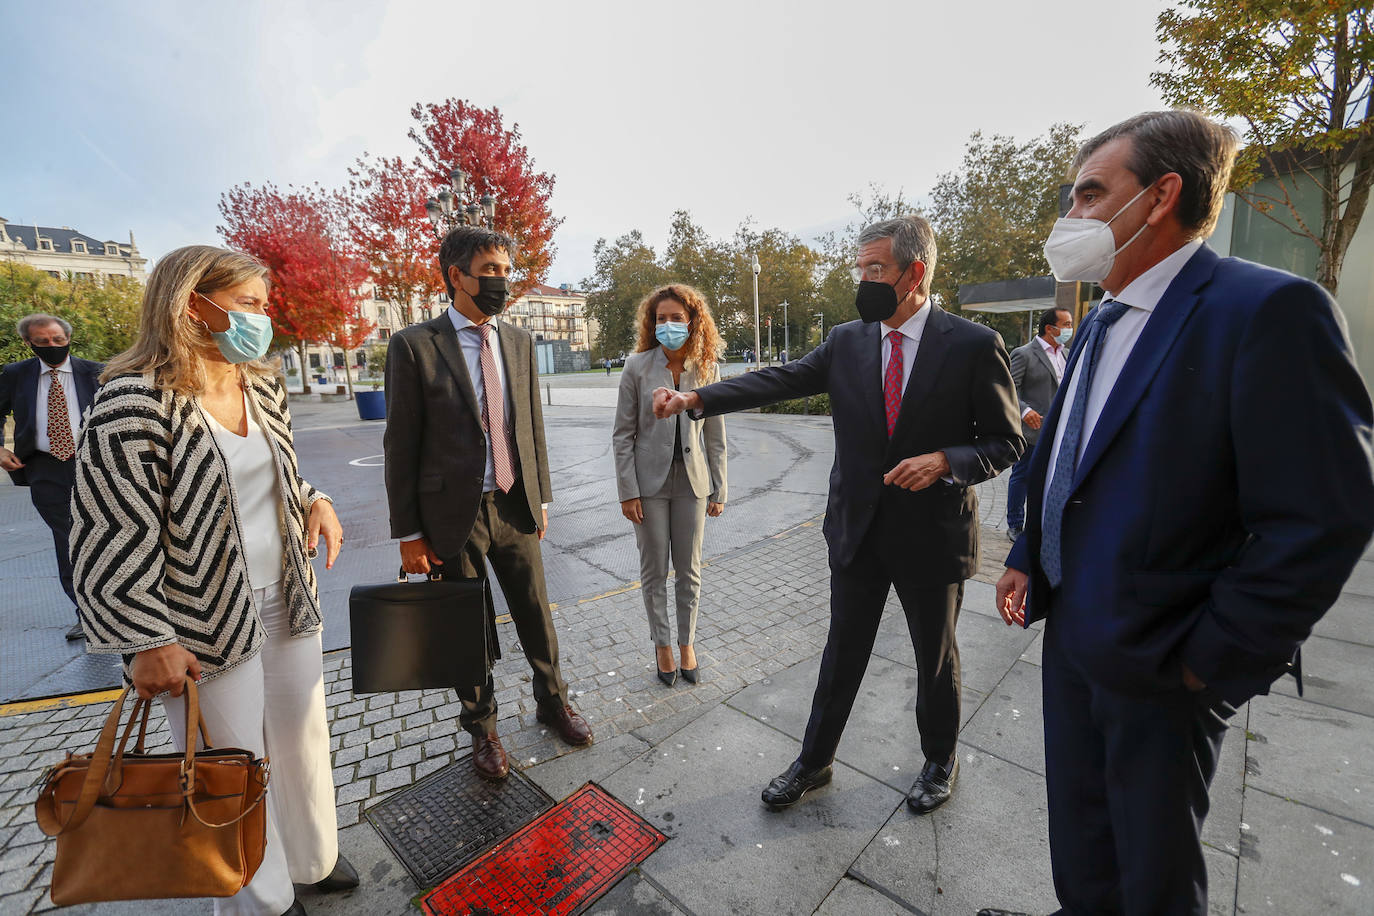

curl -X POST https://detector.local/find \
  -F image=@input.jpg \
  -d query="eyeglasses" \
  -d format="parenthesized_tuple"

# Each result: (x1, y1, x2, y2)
(849, 261, 910, 284)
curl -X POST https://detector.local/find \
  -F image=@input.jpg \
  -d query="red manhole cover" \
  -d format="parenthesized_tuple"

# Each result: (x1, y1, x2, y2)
(422, 782, 667, 916)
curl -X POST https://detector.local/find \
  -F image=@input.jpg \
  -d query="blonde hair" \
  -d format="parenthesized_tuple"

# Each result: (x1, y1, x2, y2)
(102, 245, 274, 394)
(634, 284, 725, 384)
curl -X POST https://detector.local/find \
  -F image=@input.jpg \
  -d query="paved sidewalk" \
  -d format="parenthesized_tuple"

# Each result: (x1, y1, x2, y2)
(1, 494, 1370, 913)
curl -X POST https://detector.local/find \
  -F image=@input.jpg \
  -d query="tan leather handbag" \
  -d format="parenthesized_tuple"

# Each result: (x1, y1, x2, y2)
(35, 678, 270, 905)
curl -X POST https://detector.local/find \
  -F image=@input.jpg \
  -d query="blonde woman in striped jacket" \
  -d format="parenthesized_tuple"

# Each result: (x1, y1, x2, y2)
(70, 246, 354, 916)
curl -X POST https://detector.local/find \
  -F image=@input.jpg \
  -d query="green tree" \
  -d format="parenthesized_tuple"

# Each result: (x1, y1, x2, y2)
(1153, 1, 1374, 294)
(727, 222, 824, 358)
(0, 261, 142, 364)
(582, 231, 667, 359)
(928, 124, 1083, 346)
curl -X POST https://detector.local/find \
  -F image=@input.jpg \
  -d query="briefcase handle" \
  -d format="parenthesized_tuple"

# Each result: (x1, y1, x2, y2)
(396, 565, 446, 583)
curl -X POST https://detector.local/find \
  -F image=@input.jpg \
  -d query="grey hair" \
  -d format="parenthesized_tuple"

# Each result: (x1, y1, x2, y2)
(1073, 110, 1238, 238)
(856, 214, 937, 295)
(17, 313, 72, 341)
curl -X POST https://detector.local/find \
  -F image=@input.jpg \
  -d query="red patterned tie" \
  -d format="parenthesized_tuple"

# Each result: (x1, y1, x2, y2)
(883, 330, 904, 437)
(477, 323, 516, 493)
(47, 369, 75, 461)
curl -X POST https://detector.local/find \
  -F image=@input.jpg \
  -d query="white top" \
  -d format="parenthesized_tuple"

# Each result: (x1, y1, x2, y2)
(1043, 239, 1203, 528)
(35, 357, 81, 455)
(880, 301, 932, 394)
(208, 391, 285, 587)
(1036, 334, 1068, 382)
(447, 305, 514, 493)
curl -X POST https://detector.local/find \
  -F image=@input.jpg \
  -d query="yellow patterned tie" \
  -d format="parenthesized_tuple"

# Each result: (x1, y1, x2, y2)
(47, 368, 75, 461)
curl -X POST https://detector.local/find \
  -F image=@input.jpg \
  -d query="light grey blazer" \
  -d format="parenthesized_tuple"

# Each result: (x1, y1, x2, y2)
(1008, 337, 1062, 448)
(613, 347, 727, 503)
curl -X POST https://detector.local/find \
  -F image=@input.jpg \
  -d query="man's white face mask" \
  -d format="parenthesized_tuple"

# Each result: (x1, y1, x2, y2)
(1043, 184, 1152, 284)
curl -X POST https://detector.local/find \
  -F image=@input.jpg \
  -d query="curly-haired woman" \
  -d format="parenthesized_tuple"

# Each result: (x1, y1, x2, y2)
(612, 284, 727, 686)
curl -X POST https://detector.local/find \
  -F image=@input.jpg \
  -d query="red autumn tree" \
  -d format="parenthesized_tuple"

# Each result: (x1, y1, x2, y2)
(409, 98, 563, 299)
(218, 182, 367, 394)
(345, 154, 443, 330)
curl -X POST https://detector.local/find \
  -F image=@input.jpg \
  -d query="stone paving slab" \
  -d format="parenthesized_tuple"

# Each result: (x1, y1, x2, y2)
(599, 702, 905, 916)
(1313, 593, 1374, 648)
(1237, 788, 1372, 913)
(812, 875, 913, 916)
(1245, 692, 1374, 829)
(583, 870, 686, 915)
(1269, 633, 1374, 718)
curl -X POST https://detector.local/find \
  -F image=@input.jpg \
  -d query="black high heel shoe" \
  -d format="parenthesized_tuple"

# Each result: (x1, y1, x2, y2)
(657, 667, 678, 687)
(680, 666, 699, 684)
(314, 854, 360, 893)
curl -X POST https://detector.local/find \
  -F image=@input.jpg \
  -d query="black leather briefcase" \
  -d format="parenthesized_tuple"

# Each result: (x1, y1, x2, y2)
(348, 569, 489, 693)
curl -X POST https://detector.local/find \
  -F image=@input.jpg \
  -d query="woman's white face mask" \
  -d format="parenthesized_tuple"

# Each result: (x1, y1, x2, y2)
(1042, 184, 1153, 284)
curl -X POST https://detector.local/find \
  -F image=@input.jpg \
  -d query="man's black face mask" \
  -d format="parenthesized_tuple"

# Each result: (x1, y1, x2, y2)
(469, 275, 510, 316)
(31, 344, 70, 367)
(854, 280, 899, 323)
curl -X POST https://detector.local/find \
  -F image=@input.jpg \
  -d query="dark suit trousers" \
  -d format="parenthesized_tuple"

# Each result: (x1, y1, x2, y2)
(1042, 614, 1232, 916)
(441, 485, 568, 737)
(25, 452, 78, 609)
(800, 505, 964, 770)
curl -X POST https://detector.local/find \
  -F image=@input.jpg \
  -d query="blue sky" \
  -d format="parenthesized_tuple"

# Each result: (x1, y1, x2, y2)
(2, 0, 1172, 286)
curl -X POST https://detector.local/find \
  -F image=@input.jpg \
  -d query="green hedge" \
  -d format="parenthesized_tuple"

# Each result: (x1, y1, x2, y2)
(760, 393, 831, 415)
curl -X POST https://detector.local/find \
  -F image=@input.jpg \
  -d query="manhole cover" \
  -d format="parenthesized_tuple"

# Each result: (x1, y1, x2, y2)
(422, 782, 667, 916)
(365, 755, 553, 886)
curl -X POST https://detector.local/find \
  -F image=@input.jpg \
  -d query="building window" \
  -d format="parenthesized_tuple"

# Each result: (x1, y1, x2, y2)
(379, 328, 391, 340)
(38, 239, 53, 251)
(72, 240, 87, 254)
(105, 243, 121, 256)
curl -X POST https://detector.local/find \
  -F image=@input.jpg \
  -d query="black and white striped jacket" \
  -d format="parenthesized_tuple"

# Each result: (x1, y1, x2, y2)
(70, 372, 329, 682)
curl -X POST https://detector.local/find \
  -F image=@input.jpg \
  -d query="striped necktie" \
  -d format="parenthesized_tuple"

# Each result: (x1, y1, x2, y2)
(476, 323, 516, 493)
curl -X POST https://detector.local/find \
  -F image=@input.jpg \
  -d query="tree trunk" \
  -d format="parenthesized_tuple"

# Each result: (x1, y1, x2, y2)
(298, 341, 312, 394)
(343, 353, 355, 399)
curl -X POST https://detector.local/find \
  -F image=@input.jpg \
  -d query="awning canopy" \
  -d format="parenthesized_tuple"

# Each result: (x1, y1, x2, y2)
(958, 276, 1058, 314)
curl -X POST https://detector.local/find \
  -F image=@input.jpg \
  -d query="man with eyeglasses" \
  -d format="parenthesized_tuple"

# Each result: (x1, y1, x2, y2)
(655, 214, 1022, 813)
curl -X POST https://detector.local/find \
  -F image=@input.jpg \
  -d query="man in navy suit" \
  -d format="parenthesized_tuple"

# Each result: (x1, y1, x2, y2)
(981, 111, 1374, 916)
(0, 314, 103, 640)
(655, 215, 1023, 814)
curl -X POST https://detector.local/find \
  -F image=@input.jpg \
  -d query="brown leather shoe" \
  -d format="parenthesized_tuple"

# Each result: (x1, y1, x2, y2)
(472, 733, 509, 780)
(536, 704, 594, 746)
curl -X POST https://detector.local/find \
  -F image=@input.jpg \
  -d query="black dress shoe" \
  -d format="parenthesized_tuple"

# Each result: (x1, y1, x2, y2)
(760, 760, 833, 809)
(65, 623, 85, 641)
(280, 898, 306, 916)
(976, 909, 1035, 915)
(680, 666, 699, 684)
(314, 853, 359, 892)
(906, 756, 959, 814)
(657, 667, 678, 687)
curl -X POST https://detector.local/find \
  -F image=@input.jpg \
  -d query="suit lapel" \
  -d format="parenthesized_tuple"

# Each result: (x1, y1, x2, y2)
(857, 321, 886, 439)
(18, 358, 39, 420)
(1030, 340, 1055, 379)
(890, 306, 951, 441)
(497, 320, 527, 420)
(429, 316, 482, 419)
(75, 360, 97, 414)
(1073, 246, 1218, 486)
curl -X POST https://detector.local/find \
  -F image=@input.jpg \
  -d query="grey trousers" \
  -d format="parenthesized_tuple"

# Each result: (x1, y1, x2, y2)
(635, 458, 707, 647)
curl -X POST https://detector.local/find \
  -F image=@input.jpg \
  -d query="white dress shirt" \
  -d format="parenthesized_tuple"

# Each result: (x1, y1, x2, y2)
(880, 301, 932, 394)
(207, 390, 285, 587)
(1043, 239, 1203, 526)
(448, 305, 515, 493)
(35, 357, 81, 455)
(1037, 334, 1068, 383)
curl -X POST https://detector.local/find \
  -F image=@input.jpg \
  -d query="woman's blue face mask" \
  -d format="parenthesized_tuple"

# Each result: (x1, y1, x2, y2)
(196, 292, 273, 363)
(656, 321, 690, 351)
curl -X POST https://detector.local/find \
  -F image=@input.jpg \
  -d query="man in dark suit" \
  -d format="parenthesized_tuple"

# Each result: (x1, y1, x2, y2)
(0, 314, 102, 640)
(1005, 307, 1072, 540)
(384, 226, 592, 781)
(983, 111, 1374, 916)
(656, 215, 1023, 813)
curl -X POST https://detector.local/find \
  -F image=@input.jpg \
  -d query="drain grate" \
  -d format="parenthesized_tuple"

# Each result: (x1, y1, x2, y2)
(365, 755, 553, 886)
(423, 782, 668, 916)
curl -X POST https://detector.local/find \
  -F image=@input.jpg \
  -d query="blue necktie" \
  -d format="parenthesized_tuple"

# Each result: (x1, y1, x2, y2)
(1041, 299, 1132, 587)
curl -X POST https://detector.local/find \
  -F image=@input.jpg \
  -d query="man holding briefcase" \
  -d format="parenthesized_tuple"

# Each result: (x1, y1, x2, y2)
(384, 225, 592, 781)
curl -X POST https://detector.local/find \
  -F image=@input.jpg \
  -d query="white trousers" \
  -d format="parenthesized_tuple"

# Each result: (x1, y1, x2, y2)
(161, 583, 338, 916)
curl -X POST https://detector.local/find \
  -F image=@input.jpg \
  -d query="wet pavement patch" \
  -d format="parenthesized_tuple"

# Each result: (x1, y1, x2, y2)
(366, 755, 554, 886)
(422, 782, 667, 915)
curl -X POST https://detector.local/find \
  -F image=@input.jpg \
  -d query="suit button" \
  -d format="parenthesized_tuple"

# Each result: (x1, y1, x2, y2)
(474, 475, 483, 484)
(684, 447, 691, 453)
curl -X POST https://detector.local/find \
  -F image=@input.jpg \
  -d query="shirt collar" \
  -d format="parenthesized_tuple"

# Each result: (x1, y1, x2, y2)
(1035, 335, 1061, 356)
(1107, 239, 1204, 313)
(884, 300, 931, 342)
(39, 357, 72, 373)
(447, 304, 498, 335)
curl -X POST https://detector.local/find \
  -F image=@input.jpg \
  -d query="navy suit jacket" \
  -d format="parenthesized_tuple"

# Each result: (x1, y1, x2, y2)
(1008, 246, 1374, 706)
(697, 307, 1024, 580)
(0, 356, 103, 486)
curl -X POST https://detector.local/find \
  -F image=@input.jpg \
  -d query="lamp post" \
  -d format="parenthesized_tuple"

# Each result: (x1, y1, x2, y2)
(813, 312, 824, 350)
(766, 316, 773, 366)
(751, 254, 761, 370)
(424, 167, 498, 238)
(780, 300, 789, 363)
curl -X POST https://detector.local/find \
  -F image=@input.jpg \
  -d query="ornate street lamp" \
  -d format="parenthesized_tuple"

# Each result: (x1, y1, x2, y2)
(424, 167, 498, 237)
